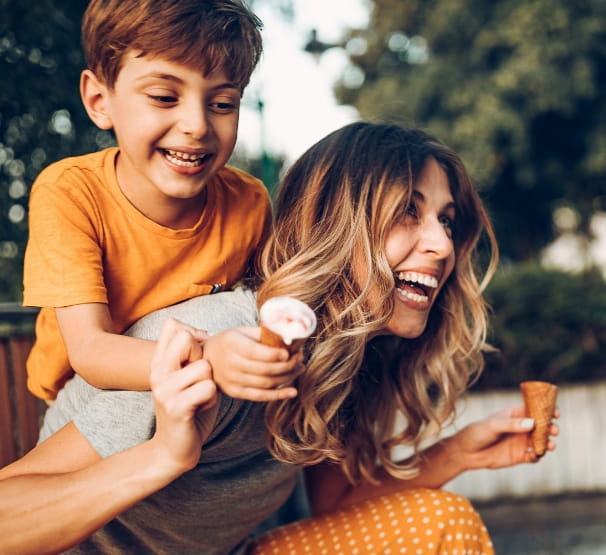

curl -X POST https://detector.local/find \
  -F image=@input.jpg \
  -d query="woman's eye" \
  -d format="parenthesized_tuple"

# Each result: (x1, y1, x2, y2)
(440, 215, 455, 235)
(404, 203, 418, 219)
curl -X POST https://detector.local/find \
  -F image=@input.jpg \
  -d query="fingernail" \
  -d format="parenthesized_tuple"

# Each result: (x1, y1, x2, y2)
(521, 418, 534, 429)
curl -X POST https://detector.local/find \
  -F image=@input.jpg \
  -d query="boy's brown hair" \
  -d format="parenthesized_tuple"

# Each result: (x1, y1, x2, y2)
(82, 0, 263, 91)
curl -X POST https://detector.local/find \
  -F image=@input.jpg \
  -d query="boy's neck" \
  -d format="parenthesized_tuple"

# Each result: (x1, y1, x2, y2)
(113, 152, 208, 230)
(118, 180, 207, 230)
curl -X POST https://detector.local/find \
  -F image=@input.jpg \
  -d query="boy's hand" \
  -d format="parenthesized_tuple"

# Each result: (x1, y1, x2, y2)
(203, 326, 305, 402)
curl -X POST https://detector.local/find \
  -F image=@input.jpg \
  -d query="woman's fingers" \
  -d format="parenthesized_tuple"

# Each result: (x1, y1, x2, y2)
(151, 319, 203, 383)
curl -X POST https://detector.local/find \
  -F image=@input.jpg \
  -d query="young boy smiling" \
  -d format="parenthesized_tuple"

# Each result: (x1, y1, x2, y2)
(23, 0, 299, 401)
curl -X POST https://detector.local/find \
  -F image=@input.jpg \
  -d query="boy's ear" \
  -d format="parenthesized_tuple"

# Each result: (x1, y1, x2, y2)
(80, 69, 113, 130)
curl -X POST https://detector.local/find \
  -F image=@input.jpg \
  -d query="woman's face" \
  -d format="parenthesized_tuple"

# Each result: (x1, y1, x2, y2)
(380, 157, 456, 338)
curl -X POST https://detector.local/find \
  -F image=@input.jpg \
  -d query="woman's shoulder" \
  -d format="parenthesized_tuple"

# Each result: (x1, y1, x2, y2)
(125, 286, 258, 341)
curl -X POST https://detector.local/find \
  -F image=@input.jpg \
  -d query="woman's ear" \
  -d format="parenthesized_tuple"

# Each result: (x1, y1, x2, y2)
(80, 69, 113, 130)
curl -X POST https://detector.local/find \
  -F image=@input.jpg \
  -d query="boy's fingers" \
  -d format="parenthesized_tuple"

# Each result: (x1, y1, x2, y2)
(229, 356, 304, 378)
(232, 385, 298, 402)
(224, 364, 304, 390)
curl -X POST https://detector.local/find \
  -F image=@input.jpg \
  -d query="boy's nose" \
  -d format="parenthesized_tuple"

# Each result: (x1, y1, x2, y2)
(418, 218, 453, 258)
(179, 105, 209, 139)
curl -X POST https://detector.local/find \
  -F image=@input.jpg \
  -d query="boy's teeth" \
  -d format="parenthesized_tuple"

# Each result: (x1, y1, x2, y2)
(396, 271, 438, 288)
(164, 149, 207, 167)
(166, 149, 200, 160)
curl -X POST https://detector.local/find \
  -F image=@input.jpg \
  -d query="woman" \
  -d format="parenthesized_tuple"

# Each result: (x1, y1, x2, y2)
(0, 123, 557, 554)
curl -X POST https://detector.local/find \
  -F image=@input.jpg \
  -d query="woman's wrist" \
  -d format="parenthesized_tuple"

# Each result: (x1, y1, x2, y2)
(435, 433, 473, 477)
(146, 436, 198, 480)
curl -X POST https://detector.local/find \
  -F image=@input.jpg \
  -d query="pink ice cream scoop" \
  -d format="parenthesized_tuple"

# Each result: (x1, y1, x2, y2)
(259, 297, 317, 355)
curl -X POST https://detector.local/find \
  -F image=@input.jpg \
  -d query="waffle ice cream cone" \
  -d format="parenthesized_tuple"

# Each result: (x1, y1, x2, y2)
(259, 297, 317, 356)
(520, 380, 558, 457)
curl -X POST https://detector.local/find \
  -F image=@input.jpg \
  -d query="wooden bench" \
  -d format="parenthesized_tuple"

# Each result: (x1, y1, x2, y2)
(0, 304, 46, 468)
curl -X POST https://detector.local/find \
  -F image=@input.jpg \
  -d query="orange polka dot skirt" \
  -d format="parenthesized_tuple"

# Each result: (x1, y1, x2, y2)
(251, 488, 494, 555)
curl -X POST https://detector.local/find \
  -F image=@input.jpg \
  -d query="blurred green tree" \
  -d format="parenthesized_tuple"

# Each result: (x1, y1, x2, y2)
(474, 263, 606, 389)
(333, 0, 606, 262)
(0, 0, 100, 301)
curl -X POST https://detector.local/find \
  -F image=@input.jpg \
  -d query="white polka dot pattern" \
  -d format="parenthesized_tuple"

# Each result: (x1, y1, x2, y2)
(252, 488, 494, 555)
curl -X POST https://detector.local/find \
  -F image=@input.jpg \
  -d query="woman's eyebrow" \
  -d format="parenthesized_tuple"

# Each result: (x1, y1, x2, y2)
(412, 189, 457, 211)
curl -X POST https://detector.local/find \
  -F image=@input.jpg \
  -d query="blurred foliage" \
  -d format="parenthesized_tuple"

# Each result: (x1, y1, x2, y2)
(0, 1, 94, 302)
(0, 0, 286, 303)
(472, 264, 606, 390)
(336, 0, 606, 263)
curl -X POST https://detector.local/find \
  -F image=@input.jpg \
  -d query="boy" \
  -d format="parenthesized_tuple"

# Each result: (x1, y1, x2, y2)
(23, 0, 299, 401)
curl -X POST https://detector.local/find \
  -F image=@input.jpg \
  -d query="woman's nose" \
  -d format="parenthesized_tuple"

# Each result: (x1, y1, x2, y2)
(418, 218, 454, 258)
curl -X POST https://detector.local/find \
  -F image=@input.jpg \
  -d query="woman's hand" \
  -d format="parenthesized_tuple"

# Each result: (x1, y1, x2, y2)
(150, 318, 220, 473)
(450, 403, 559, 471)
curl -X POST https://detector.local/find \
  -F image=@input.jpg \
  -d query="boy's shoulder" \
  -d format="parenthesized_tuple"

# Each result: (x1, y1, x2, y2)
(33, 148, 118, 190)
(214, 165, 268, 199)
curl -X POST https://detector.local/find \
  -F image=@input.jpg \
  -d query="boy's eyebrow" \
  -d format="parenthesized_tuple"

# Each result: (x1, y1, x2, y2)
(136, 72, 240, 91)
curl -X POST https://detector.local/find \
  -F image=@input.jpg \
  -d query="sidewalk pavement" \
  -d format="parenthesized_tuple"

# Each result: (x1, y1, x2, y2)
(476, 493, 606, 554)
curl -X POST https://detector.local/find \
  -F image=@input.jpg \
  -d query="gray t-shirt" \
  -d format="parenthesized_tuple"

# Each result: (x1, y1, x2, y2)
(39, 287, 300, 554)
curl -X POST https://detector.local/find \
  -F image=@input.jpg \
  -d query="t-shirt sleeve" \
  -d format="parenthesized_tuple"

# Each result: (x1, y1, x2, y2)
(23, 177, 108, 307)
(125, 287, 259, 340)
(73, 389, 155, 457)
(38, 375, 155, 458)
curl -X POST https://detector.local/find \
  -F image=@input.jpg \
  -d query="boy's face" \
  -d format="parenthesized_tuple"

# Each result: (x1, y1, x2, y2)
(88, 53, 241, 226)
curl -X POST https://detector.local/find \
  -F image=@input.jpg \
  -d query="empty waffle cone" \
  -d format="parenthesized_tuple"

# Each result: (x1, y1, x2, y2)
(259, 297, 317, 356)
(520, 380, 558, 457)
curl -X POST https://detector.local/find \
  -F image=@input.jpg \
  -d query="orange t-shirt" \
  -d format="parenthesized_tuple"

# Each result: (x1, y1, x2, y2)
(23, 147, 270, 399)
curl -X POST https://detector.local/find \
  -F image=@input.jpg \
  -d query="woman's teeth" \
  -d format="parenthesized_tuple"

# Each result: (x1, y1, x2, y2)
(395, 271, 438, 289)
(394, 271, 439, 304)
(397, 288, 428, 303)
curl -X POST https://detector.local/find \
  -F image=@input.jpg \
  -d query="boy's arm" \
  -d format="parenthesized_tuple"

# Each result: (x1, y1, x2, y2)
(59, 295, 302, 398)
(56, 303, 204, 390)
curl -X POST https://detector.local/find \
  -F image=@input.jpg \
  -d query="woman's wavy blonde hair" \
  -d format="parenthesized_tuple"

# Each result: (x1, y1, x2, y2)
(256, 122, 498, 485)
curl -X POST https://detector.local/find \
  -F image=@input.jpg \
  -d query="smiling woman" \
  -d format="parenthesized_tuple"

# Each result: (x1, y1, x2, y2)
(256, 122, 500, 481)
(382, 158, 456, 337)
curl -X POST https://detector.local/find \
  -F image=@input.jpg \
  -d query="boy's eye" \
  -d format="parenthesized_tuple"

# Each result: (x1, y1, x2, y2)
(149, 95, 178, 104)
(209, 100, 239, 113)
